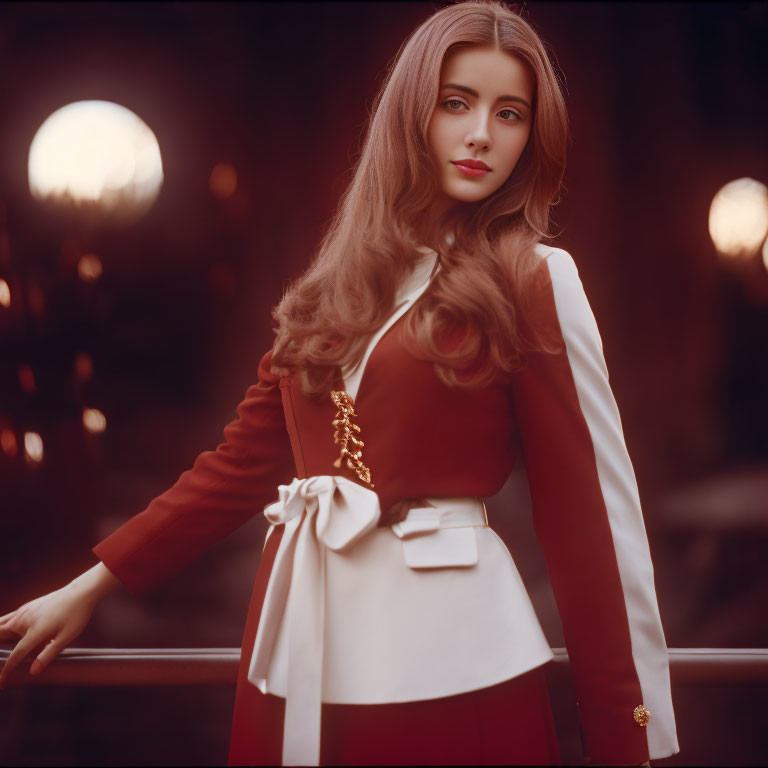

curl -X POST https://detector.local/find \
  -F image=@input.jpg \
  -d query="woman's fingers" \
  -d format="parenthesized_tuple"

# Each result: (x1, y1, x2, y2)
(0, 612, 19, 627)
(0, 630, 49, 688)
(30, 636, 63, 676)
(0, 626, 21, 640)
(0, 587, 97, 690)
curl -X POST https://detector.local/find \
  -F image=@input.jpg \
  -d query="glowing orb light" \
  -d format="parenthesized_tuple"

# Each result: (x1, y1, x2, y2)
(78, 253, 103, 282)
(24, 431, 43, 464)
(82, 407, 107, 434)
(709, 178, 768, 261)
(0, 278, 10, 308)
(28, 100, 164, 224)
(210, 162, 237, 200)
(763, 236, 768, 273)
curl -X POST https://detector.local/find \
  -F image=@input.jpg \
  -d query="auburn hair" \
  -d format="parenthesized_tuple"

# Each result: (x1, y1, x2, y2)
(271, 0, 569, 398)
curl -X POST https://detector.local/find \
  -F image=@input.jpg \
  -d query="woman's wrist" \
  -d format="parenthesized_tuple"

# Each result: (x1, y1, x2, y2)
(67, 562, 123, 605)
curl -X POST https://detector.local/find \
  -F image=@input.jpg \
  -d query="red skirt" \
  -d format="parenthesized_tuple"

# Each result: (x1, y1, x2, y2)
(228, 526, 562, 767)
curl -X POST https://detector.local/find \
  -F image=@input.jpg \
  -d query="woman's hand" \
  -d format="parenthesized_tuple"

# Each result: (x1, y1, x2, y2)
(0, 562, 122, 689)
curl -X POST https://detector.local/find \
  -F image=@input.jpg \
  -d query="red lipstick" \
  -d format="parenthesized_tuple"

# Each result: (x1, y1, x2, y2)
(452, 159, 491, 177)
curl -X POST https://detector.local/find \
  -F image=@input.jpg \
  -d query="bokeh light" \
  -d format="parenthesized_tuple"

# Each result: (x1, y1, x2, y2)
(82, 407, 107, 434)
(28, 100, 164, 223)
(0, 278, 10, 307)
(709, 178, 768, 261)
(18, 363, 35, 393)
(209, 162, 237, 200)
(0, 428, 18, 458)
(78, 253, 103, 282)
(23, 431, 43, 464)
(74, 351, 94, 382)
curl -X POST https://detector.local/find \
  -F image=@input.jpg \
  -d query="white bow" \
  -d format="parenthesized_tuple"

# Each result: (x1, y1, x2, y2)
(247, 476, 380, 766)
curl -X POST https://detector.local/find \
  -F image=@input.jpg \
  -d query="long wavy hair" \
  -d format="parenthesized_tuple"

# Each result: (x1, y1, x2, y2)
(271, 0, 569, 398)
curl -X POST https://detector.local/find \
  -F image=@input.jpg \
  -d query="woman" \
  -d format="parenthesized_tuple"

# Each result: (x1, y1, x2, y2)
(0, 1, 679, 765)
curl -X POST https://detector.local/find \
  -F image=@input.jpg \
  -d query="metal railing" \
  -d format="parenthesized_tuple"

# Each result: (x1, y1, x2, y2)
(1, 647, 767, 687)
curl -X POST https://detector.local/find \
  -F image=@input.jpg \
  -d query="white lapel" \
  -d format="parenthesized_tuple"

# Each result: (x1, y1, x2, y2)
(342, 247, 440, 401)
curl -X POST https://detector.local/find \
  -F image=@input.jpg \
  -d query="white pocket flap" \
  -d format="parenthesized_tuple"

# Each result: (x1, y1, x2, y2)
(400, 527, 479, 569)
(391, 517, 441, 538)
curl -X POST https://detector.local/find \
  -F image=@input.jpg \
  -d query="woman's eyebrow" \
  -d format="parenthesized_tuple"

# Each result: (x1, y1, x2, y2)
(441, 82, 530, 109)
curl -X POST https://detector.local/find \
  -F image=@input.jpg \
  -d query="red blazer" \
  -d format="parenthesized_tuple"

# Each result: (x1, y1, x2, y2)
(92, 246, 679, 765)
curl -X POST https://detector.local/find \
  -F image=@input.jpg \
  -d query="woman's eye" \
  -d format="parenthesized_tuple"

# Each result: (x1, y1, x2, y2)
(443, 98, 465, 111)
(498, 108, 521, 122)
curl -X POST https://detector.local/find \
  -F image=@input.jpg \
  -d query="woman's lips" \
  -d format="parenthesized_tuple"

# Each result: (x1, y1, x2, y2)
(451, 162, 490, 178)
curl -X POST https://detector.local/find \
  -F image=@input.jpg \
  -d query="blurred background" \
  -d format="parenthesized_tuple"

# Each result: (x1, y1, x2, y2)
(0, 1, 766, 765)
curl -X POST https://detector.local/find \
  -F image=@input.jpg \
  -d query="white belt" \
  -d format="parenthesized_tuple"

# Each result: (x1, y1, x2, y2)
(247, 475, 488, 767)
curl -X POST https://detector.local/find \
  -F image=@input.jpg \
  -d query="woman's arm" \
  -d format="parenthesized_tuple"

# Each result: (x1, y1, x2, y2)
(1, 347, 296, 687)
(92, 346, 297, 596)
(508, 248, 679, 765)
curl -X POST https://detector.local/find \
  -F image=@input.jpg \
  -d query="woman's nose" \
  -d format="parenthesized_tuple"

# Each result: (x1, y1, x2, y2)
(465, 115, 491, 150)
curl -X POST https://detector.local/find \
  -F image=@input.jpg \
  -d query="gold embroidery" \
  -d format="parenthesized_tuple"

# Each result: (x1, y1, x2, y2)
(330, 390, 374, 488)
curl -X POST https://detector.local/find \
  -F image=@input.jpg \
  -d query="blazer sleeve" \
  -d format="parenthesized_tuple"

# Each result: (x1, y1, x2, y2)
(508, 248, 679, 765)
(91, 347, 296, 597)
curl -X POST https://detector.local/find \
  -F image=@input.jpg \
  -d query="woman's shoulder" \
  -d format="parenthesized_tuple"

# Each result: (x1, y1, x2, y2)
(522, 242, 601, 339)
(528, 242, 604, 350)
(533, 242, 578, 275)
(528, 242, 583, 299)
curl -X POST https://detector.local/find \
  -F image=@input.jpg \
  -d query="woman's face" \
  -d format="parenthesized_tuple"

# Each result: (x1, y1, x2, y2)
(427, 45, 534, 211)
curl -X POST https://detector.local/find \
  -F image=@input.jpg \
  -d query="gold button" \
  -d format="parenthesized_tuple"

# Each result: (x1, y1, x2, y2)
(633, 704, 651, 727)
